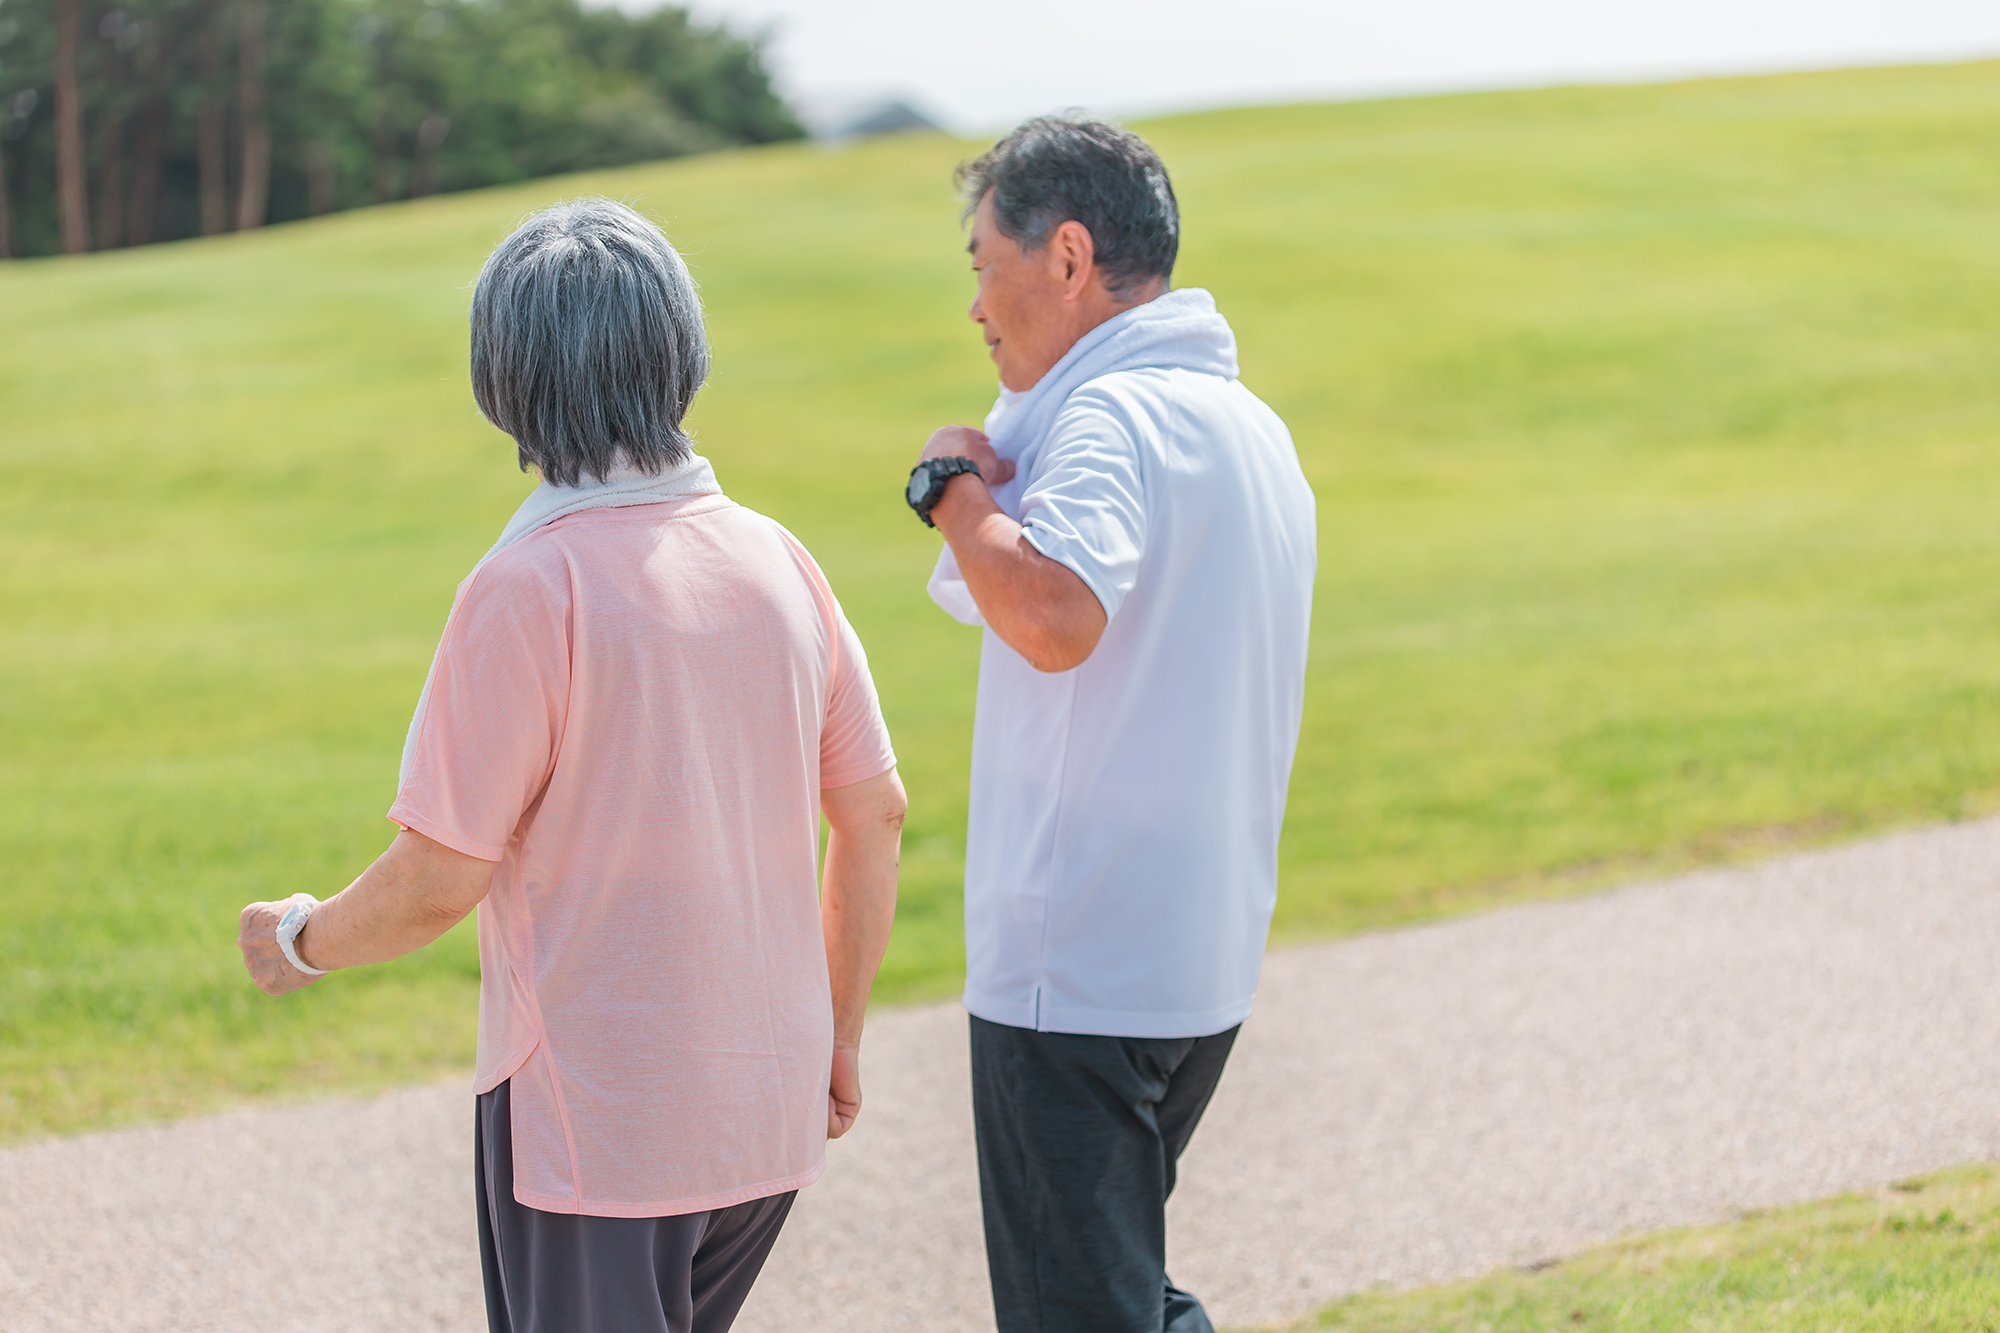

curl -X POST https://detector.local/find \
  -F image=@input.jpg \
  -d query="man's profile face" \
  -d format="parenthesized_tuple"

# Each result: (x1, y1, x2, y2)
(967, 190, 1075, 393)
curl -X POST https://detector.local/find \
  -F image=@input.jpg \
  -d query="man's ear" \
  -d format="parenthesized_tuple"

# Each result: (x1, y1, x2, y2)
(1050, 219, 1097, 300)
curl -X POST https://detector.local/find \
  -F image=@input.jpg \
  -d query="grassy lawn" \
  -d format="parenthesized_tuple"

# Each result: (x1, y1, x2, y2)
(1258, 1164, 2000, 1332)
(5, 60, 2000, 1139)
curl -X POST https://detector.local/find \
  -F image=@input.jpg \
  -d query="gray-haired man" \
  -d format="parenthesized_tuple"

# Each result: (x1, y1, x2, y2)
(905, 119, 1317, 1331)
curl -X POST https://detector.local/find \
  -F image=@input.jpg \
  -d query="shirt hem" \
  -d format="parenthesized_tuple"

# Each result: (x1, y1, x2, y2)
(1020, 524, 1123, 626)
(963, 986, 1253, 1040)
(472, 1042, 539, 1097)
(821, 754, 898, 790)
(511, 1154, 827, 1219)
(386, 802, 506, 862)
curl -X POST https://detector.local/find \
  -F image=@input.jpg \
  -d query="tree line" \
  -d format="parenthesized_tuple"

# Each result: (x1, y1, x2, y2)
(0, 0, 800, 259)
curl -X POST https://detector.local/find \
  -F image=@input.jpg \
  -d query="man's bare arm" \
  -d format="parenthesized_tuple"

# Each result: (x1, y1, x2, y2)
(920, 426, 1107, 673)
(820, 767, 906, 1138)
(237, 828, 497, 996)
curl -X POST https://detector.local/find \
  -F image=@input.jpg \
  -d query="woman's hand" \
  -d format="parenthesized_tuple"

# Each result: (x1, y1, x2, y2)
(237, 896, 323, 997)
(235, 829, 495, 998)
(828, 1041, 862, 1139)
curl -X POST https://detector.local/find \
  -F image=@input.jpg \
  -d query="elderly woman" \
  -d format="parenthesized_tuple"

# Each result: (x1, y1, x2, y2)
(237, 198, 906, 1333)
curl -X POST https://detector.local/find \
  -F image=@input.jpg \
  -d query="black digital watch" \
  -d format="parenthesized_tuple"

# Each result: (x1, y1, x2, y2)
(905, 456, 983, 528)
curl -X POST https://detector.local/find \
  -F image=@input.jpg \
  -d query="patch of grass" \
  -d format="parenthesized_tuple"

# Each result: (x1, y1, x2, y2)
(1260, 1164, 2000, 1332)
(7, 61, 2000, 1138)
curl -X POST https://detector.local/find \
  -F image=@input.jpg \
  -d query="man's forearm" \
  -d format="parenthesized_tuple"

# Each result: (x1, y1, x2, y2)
(931, 475, 1106, 672)
(295, 829, 495, 971)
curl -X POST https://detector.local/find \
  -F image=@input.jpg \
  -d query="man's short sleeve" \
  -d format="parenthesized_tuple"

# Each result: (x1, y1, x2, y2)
(1016, 388, 1148, 623)
(388, 552, 571, 861)
(820, 606, 897, 790)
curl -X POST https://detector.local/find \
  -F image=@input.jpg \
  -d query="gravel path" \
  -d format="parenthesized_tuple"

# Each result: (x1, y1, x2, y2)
(6, 817, 2000, 1332)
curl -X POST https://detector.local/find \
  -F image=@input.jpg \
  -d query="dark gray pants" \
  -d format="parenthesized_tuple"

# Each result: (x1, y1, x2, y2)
(970, 1014, 1240, 1333)
(476, 1079, 794, 1333)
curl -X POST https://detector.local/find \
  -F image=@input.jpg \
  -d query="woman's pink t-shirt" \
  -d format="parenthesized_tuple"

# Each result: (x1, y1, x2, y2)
(389, 496, 896, 1217)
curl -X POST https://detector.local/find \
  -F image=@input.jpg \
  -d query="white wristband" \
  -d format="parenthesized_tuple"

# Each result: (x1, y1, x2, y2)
(276, 896, 329, 976)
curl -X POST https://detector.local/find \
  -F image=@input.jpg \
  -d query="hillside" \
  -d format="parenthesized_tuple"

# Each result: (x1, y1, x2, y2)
(5, 61, 2000, 1138)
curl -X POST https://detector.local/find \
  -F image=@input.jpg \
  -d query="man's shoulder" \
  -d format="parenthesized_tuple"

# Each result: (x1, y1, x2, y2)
(1064, 364, 1287, 446)
(1071, 362, 1276, 416)
(1050, 366, 1185, 445)
(1067, 364, 1184, 410)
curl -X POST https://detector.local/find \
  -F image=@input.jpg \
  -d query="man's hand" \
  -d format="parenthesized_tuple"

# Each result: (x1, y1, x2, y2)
(238, 895, 323, 997)
(828, 1041, 862, 1139)
(919, 425, 1015, 488)
(917, 424, 1107, 672)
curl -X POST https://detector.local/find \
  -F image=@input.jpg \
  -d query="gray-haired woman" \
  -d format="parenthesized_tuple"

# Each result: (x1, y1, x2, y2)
(238, 198, 906, 1333)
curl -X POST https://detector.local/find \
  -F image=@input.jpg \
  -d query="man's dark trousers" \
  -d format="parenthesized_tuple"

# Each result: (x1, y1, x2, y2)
(970, 1013, 1240, 1333)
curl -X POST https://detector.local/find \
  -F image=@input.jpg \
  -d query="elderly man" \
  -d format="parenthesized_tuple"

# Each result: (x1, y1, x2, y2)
(905, 118, 1317, 1332)
(239, 198, 906, 1333)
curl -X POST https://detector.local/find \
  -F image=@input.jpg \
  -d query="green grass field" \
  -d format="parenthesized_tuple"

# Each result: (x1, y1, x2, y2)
(1257, 1164, 2000, 1332)
(5, 60, 2000, 1140)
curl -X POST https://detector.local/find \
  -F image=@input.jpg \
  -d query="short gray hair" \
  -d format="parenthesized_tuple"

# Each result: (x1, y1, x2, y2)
(956, 116, 1178, 299)
(470, 198, 710, 487)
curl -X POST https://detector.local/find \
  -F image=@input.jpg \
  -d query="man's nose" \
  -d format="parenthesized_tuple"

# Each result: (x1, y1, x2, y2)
(967, 291, 984, 322)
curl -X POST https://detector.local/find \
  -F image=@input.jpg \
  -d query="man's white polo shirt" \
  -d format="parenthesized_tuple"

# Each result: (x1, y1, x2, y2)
(929, 289, 1317, 1039)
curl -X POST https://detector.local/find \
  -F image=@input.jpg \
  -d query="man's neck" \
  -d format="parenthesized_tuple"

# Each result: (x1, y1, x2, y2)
(1010, 280, 1171, 392)
(1077, 278, 1169, 341)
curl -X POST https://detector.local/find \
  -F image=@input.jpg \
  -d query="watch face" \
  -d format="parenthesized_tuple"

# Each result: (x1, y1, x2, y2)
(907, 467, 931, 507)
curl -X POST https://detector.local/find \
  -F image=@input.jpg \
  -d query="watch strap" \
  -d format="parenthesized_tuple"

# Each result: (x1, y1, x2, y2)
(276, 895, 329, 976)
(909, 456, 982, 528)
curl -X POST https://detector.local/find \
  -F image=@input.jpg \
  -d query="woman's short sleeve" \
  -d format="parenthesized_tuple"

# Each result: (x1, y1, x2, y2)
(819, 605, 897, 790)
(388, 551, 572, 861)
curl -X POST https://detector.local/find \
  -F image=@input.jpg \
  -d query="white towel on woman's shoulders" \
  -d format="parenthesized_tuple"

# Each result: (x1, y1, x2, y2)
(399, 452, 722, 787)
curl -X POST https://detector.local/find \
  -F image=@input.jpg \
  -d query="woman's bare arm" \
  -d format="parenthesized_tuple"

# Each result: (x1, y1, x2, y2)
(820, 767, 907, 1137)
(237, 828, 497, 996)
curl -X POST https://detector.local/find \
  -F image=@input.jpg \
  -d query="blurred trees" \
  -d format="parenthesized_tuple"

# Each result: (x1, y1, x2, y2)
(0, 0, 799, 258)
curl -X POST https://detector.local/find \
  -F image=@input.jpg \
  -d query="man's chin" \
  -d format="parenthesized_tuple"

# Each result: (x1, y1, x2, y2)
(990, 347, 1022, 388)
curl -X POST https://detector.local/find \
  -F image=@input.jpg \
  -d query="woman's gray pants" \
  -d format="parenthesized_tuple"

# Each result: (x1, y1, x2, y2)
(970, 1013, 1240, 1333)
(475, 1079, 794, 1333)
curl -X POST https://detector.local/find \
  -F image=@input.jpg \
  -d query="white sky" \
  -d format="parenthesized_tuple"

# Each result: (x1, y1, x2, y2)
(663, 0, 2000, 134)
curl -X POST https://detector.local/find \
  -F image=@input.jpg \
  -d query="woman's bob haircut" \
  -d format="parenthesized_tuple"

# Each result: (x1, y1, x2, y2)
(470, 198, 710, 487)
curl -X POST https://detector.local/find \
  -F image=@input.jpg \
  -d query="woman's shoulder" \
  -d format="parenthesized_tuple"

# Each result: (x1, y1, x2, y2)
(457, 525, 578, 611)
(690, 501, 846, 617)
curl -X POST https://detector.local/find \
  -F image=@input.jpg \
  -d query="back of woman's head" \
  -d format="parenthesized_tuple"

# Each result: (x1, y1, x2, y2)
(470, 198, 710, 487)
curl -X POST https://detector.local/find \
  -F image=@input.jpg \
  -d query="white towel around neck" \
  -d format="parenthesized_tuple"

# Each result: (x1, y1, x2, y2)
(398, 452, 722, 787)
(925, 287, 1239, 625)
